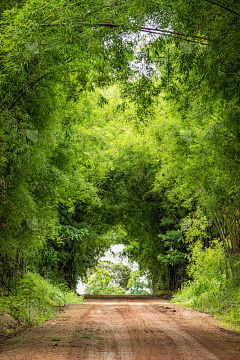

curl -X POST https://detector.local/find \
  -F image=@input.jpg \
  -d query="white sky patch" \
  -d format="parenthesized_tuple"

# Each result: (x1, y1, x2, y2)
(100, 244, 139, 271)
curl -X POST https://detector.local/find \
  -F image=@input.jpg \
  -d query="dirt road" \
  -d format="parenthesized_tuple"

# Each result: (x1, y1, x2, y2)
(0, 298, 240, 359)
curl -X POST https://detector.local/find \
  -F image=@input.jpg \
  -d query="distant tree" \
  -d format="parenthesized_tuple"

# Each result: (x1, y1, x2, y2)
(85, 260, 131, 294)
(127, 271, 150, 295)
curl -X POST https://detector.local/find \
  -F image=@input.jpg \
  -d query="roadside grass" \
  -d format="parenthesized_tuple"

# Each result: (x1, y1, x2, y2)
(72, 329, 100, 340)
(6, 339, 20, 345)
(81, 332, 98, 339)
(50, 336, 62, 341)
(172, 241, 240, 329)
(173, 280, 240, 328)
(0, 272, 83, 327)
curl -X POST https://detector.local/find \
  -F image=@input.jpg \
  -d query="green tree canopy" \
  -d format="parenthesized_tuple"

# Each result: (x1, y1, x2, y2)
(85, 260, 131, 295)
(1, 0, 240, 295)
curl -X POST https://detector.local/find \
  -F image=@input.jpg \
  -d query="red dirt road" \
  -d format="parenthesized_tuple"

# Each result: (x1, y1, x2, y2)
(0, 298, 240, 359)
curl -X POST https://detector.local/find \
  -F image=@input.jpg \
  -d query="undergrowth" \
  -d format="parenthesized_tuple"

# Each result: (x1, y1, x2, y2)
(172, 240, 240, 328)
(0, 272, 83, 325)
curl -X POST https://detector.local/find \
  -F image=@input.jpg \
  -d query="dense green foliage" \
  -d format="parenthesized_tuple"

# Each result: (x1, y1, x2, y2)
(0, 0, 240, 326)
(0, 272, 82, 324)
(127, 270, 150, 295)
(173, 241, 240, 327)
(85, 261, 131, 295)
(85, 260, 150, 295)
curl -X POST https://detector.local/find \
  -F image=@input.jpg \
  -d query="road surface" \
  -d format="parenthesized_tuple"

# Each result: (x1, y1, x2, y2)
(0, 298, 240, 359)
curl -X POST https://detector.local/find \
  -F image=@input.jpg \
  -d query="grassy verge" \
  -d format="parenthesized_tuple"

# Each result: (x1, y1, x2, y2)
(172, 280, 240, 329)
(0, 272, 83, 327)
(171, 241, 240, 329)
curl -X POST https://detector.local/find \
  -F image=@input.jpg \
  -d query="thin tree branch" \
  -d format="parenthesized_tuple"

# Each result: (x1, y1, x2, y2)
(40, 21, 119, 28)
(202, 0, 240, 17)
(140, 29, 211, 46)
(1, 56, 72, 112)
(39, 21, 211, 45)
(141, 27, 210, 41)
(4, 73, 50, 111)
(1, 279, 15, 296)
(208, 110, 238, 138)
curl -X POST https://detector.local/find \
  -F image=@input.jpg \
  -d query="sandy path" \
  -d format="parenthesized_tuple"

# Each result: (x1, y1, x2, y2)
(0, 298, 240, 359)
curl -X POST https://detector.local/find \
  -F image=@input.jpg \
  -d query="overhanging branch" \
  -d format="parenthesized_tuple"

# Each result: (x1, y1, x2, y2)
(202, 0, 240, 17)
(39, 21, 211, 45)
(140, 29, 211, 46)
(1, 73, 50, 111)
(141, 27, 210, 41)
(40, 21, 118, 28)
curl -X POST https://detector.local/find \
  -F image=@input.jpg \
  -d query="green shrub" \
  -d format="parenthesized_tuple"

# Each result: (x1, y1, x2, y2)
(85, 267, 127, 295)
(172, 240, 240, 327)
(127, 271, 151, 295)
(0, 272, 83, 324)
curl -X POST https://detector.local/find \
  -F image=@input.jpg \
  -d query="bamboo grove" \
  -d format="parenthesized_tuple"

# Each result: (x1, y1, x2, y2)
(0, 0, 240, 303)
